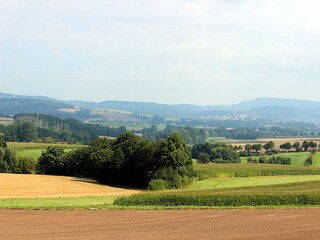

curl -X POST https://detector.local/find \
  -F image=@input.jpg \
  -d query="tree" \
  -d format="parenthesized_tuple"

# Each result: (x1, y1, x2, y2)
(37, 146, 65, 175)
(263, 141, 275, 152)
(252, 144, 263, 153)
(309, 141, 317, 150)
(293, 142, 301, 152)
(302, 141, 309, 152)
(15, 122, 38, 142)
(304, 155, 313, 166)
(151, 133, 194, 188)
(197, 152, 210, 164)
(0, 133, 7, 148)
(211, 146, 240, 163)
(280, 142, 292, 151)
(245, 144, 252, 153)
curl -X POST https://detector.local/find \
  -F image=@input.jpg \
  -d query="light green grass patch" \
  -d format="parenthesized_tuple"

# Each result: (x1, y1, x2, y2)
(0, 196, 117, 209)
(188, 175, 320, 190)
(16, 148, 74, 162)
(7, 142, 85, 152)
(240, 152, 310, 165)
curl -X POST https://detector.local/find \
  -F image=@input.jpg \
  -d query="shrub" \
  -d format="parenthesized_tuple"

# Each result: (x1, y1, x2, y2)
(304, 156, 313, 166)
(14, 157, 36, 174)
(148, 179, 169, 191)
(259, 156, 267, 163)
(197, 152, 210, 164)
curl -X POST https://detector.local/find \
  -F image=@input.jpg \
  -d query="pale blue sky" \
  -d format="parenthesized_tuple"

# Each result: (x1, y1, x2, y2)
(0, 0, 320, 105)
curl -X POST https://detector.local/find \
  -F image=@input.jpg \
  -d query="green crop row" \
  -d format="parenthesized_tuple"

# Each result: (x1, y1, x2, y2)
(195, 163, 320, 179)
(114, 193, 320, 206)
(114, 180, 320, 206)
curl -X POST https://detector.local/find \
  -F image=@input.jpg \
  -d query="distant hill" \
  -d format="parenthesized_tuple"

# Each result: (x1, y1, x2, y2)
(70, 97, 320, 120)
(69, 100, 204, 117)
(0, 98, 72, 115)
(1, 92, 320, 120)
(0, 92, 57, 101)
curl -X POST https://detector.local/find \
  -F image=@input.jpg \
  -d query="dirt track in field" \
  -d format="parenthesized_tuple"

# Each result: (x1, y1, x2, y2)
(0, 173, 141, 198)
(1, 209, 320, 240)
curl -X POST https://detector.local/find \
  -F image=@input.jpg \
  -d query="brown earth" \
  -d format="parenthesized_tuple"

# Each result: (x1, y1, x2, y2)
(1, 209, 320, 240)
(0, 173, 141, 198)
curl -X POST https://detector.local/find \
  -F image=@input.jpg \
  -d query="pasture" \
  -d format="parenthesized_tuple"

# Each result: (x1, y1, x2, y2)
(8, 142, 85, 162)
(240, 152, 320, 165)
(7, 142, 85, 152)
(194, 163, 320, 178)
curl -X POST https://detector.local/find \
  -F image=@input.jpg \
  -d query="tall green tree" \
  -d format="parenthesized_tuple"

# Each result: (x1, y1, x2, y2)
(263, 141, 275, 152)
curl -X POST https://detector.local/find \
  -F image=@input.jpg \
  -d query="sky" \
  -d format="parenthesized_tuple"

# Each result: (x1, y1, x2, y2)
(0, 0, 320, 105)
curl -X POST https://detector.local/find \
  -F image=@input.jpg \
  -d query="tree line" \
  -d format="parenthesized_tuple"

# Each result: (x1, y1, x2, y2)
(37, 132, 194, 190)
(0, 134, 35, 174)
(0, 114, 127, 144)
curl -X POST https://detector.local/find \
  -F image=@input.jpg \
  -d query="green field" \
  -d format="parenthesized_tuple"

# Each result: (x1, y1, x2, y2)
(7, 142, 86, 162)
(114, 180, 320, 207)
(240, 152, 320, 166)
(194, 163, 320, 178)
(7, 142, 85, 152)
(0, 196, 117, 209)
(114, 162, 320, 207)
(16, 148, 75, 161)
(188, 175, 320, 190)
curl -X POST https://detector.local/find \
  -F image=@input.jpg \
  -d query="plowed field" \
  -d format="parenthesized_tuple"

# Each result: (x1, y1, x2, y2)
(1, 209, 320, 240)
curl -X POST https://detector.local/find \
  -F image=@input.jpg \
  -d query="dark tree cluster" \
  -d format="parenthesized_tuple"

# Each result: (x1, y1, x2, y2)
(205, 126, 320, 140)
(192, 142, 240, 163)
(0, 136, 35, 174)
(247, 156, 291, 165)
(0, 114, 128, 144)
(142, 125, 206, 144)
(37, 132, 194, 190)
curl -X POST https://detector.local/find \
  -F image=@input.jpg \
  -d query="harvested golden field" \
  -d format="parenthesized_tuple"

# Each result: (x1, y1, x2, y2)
(0, 173, 141, 198)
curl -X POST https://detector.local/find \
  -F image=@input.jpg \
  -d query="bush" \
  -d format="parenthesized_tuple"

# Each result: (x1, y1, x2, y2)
(247, 158, 253, 163)
(259, 156, 267, 163)
(14, 157, 36, 174)
(148, 179, 169, 191)
(197, 152, 210, 164)
(304, 156, 313, 166)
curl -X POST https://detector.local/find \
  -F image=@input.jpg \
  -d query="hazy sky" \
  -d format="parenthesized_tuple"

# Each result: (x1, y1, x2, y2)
(0, 0, 320, 105)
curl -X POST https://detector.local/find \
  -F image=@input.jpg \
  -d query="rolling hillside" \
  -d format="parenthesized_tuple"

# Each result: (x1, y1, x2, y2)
(1, 92, 320, 120)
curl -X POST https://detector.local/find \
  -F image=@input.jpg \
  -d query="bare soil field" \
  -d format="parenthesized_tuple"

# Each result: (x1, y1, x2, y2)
(0, 173, 141, 198)
(1, 209, 320, 240)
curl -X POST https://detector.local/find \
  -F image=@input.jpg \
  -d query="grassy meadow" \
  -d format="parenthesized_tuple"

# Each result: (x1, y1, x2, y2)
(0, 196, 117, 209)
(7, 142, 86, 162)
(240, 152, 320, 166)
